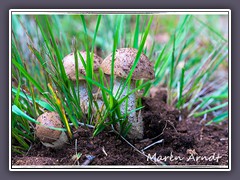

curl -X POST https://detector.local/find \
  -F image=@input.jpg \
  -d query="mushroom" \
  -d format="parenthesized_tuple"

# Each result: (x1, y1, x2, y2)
(100, 48, 154, 139)
(63, 51, 103, 113)
(35, 112, 68, 149)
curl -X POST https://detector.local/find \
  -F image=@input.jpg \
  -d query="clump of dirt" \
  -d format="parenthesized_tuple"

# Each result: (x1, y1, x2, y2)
(142, 89, 180, 139)
(12, 88, 228, 167)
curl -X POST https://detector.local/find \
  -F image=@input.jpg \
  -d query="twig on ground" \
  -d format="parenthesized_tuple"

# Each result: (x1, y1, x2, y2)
(140, 120, 168, 143)
(71, 139, 81, 165)
(111, 125, 166, 166)
(199, 113, 207, 124)
(102, 146, 108, 156)
(69, 122, 95, 129)
(141, 139, 164, 152)
(25, 144, 32, 156)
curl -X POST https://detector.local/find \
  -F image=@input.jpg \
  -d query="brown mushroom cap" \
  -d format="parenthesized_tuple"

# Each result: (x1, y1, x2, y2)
(100, 48, 154, 80)
(35, 112, 63, 143)
(63, 51, 103, 81)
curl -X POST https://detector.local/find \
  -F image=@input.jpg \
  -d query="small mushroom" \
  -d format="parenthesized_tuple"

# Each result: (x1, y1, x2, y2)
(35, 112, 68, 149)
(63, 51, 103, 113)
(101, 48, 154, 139)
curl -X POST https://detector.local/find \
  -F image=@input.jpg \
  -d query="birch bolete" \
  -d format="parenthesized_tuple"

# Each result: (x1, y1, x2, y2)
(35, 112, 68, 149)
(100, 48, 154, 139)
(63, 51, 103, 113)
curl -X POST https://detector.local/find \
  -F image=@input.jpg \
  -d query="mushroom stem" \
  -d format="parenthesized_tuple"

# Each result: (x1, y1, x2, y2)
(75, 81, 89, 113)
(92, 85, 105, 113)
(113, 77, 143, 139)
(94, 96, 104, 113)
(76, 82, 104, 114)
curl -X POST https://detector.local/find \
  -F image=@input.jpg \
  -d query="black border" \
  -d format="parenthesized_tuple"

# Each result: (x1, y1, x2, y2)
(9, 9, 230, 171)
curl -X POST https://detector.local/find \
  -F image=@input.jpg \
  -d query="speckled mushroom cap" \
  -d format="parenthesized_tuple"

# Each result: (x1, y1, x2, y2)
(100, 48, 154, 80)
(63, 51, 103, 81)
(35, 112, 63, 143)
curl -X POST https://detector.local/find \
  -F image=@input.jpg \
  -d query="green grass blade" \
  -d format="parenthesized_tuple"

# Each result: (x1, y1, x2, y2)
(52, 15, 71, 53)
(194, 16, 227, 42)
(177, 67, 185, 109)
(12, 129, 29, 150)
(206, 111, 228, 125)
(110, 15, 124, 92)
(12, 41, 24, 67)
(116, 15, 153, 99)
(12, 105, 39, 124)
(12, 58, 44, 93)
(194, 102, 228, 118)
(12, 87, 54, 111)
(44, 16, 68, 83)
(35, 16, 54, 62)
(91, 15, 102, 52)
(168, 32, 176, 105)
(133, 15, 140, 49)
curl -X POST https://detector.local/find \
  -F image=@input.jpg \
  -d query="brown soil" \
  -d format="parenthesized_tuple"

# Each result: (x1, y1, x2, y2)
(12, 89, 229, 167)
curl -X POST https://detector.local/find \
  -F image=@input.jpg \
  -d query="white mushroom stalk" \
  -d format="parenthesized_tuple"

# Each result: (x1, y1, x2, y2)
(113, 77, 142, 139)
(74, 81, 89, 112)
(75, 77, 103, 113)
(101, 48, 154, 139)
